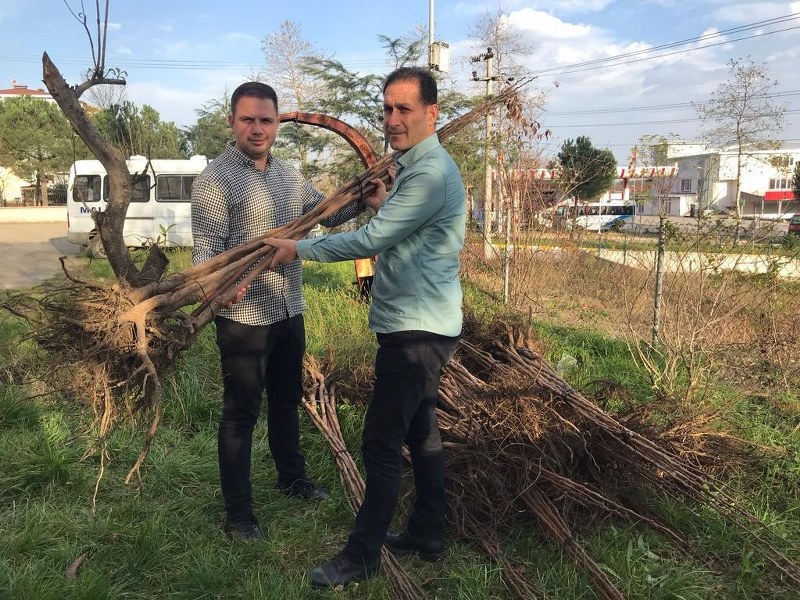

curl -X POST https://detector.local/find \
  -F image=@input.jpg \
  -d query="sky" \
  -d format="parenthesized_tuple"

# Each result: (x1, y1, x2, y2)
(1, 0, 799, 163)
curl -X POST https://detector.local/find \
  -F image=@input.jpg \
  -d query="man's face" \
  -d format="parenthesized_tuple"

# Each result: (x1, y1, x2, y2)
(382, 80, 438, 152)
(228, 95, 279, 164)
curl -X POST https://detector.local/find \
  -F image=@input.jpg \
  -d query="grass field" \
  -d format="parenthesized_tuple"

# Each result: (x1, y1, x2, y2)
(0, 249, 798, 599)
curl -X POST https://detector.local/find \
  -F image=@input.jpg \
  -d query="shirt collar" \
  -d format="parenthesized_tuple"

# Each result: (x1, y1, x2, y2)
(226, 141, 272, 170)
(395, 133, 440, 171)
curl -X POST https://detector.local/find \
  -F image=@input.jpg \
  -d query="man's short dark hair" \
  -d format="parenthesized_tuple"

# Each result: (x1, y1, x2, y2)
(231, 81, 279, 115)
(382, 67, 438, 106)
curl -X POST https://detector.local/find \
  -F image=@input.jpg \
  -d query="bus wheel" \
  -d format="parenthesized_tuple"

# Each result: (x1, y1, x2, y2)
(88, 235, 107, 258)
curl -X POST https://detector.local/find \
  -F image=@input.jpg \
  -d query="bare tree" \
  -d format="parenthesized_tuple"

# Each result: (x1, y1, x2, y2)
(84, 82, 127, 110)
(260, 20, 332, 174)
(695, 57, 786, 222)
(469, 3, 533, 80)
(43, 0, 166, 286)
(469, 6, 539, 258)
(261, 20, 327, 113)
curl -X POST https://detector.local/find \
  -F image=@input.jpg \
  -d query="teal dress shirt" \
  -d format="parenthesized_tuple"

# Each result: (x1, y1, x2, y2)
(296, 133, 466, 337)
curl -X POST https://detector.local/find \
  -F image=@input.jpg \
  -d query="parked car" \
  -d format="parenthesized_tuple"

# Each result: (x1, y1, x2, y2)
(789, 215, 800, 235)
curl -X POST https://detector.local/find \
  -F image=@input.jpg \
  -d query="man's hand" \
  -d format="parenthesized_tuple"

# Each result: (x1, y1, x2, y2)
(362, 165, 396, 212)
(264, 237, 298, 269)
(231, 285, 248, 306)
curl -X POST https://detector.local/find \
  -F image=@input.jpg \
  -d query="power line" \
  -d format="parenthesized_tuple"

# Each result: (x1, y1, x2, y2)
(547, 109, 800, 129)
(543, 90, 800, 117)
(528, 13, 800, 78)
(2, 14, 799, 79)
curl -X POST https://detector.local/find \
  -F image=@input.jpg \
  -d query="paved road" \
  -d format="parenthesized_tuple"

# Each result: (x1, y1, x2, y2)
(0, 222, 85, 289)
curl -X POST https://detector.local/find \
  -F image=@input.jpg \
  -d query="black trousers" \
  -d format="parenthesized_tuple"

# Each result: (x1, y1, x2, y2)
(343, 330, 459, 562)
(214, 314, 307, 519)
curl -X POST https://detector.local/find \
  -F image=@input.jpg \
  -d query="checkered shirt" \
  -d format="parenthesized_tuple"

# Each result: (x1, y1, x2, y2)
(191, 142, 363, 326)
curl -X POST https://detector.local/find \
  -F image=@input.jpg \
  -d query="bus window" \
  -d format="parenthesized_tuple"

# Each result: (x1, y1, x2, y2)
(73, 175, 102, 203)
(156, 174, 196, 202)
(103, 174, 151, 202)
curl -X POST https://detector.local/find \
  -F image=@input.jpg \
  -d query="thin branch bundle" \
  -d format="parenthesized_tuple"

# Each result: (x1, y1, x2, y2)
(436, 324, 800, 598)
(303, 321, 800, 599)
(304, 359, 427, 600)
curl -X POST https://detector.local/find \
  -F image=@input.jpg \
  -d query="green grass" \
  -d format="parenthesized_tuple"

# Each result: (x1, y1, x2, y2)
(1, 253, 799, 599)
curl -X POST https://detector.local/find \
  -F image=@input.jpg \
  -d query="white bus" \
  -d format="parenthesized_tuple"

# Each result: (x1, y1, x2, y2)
(556, 200, 635, 232)
(67, 155, 209, 256)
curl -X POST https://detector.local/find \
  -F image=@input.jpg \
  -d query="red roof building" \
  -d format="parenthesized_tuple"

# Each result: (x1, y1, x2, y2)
(0, 81, 55, 102)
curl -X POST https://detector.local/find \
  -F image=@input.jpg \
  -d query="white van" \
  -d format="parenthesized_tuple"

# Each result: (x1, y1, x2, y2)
(67, 155, 209, 256)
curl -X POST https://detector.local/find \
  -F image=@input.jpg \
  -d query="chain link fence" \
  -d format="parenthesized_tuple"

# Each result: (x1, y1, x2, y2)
(462, 214, 800, 402)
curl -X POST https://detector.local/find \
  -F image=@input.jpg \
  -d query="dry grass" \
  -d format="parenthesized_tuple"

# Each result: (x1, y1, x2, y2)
(462, 229, 800, 401)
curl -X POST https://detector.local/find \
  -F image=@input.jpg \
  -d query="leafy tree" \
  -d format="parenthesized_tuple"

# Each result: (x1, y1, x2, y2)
(258, 22, 472, 187)
(185, 93, 231, 159)
(792, 162, 800, 202)
(378, 26, 427, 70)
(557, 136, 617, 234)
(0, 96, 87, 205)
(93, 101, 187, 159)
(300, 48, 471, 176)
(695, 57, 786, 220)
(303, 58, 384, 139)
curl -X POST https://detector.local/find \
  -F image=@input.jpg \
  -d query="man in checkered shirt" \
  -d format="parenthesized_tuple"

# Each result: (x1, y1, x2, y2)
(191, 81, 363, 540)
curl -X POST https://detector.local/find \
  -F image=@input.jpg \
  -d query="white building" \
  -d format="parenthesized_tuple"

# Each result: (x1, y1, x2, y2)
(0, 166, 34, 205)
(666, 142, 800, 219)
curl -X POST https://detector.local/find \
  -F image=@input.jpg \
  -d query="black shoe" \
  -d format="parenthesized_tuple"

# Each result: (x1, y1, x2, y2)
(223, 514, 265, 540)
(385, 530, 445, 561)
(278, 478, 330, 501)
(310, 552, 380, 588)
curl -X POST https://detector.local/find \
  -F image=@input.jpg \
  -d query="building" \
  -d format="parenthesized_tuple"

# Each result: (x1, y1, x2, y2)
(0, 81, 56, 103)
(504, 166, 681, 217)
(666, 142, 800, 219)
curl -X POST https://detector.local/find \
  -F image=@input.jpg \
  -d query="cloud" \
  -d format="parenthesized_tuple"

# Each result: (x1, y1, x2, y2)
(710, 1, 797, 23)
(112, 44, 133, 57)
(504, 8, 594, 40)
(454, 0, 613, 16)
(547, 0, 615, 12)
(221, 31, 259, 44)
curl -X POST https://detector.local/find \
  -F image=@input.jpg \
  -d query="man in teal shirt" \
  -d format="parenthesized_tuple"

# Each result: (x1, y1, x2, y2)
(266, 66, 465, 587)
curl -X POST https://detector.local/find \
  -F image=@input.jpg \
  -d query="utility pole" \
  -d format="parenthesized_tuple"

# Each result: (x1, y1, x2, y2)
(428, 0, 435, 70)
(472, 47, 495, 260)
(428, 1, 450, 72)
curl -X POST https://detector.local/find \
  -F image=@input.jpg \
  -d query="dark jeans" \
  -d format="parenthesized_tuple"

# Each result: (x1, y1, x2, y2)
(214, 314, 307, 519)
(343, 330, 459, 562)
